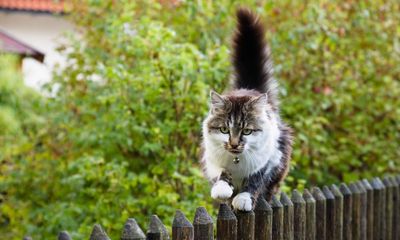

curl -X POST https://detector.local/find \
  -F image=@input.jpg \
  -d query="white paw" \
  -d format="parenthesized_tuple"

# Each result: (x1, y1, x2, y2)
(211, 181, 233, 200)
(232, 192, 252, 211)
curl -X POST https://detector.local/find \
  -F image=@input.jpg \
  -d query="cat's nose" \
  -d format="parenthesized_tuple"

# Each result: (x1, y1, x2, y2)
(230, 143, 239, 149)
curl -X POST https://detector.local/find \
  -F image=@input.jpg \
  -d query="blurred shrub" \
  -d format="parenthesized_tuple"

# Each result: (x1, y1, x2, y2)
(1, 0, 399, 239)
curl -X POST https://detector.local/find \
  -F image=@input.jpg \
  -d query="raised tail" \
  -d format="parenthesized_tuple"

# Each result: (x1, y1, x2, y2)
(232, 8, 278, 108)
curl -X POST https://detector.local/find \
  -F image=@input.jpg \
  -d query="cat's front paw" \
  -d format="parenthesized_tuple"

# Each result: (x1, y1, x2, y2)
(232, 192, 252, 211)
(211, 180, 233, 200)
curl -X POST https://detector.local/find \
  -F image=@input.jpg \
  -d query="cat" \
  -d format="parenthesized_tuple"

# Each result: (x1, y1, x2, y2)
(201, 8, 293, 211)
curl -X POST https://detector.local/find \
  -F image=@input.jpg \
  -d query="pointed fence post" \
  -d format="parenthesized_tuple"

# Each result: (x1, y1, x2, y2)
(349, 183, 361, 240)
(329, 184, 343, 240)
(361, 179, 374, 240)
(391, 176, 399, 240)
(254, 197, 272, 240)
(58, 231, 72, 240)
(303, 189, 316, 240)
(383, 177, 393, 240)
(237, 209, 255, 240)
(271, 195, 284, 240)
(292, 190, 306, 240)
(281, 192, 294, 240)
(90, 224, 111, 240)
(312, 187, 326, 240)
(370, 178, 384, 240)
(322, 186, 335, 240)
(376, 178, 387, 240)
(147, 215, 170, 240)
(217, 203, 237, 240)
(121, 218, 146, 240)
(356, 181, 367, 240)
(172, 210, 194, 240)
(339, 183, 352, 240)
(193, 207, 213, 240)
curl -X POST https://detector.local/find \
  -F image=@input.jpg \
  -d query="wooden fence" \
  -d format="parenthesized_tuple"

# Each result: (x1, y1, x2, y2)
(24, 175, 400, 240)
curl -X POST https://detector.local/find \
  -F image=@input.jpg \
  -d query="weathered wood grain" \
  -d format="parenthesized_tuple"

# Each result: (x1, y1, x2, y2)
(254, 197, 272, 240)
(281, 192, 294, 240)
(339, 183, 352, 240)
(292, 190, 306, 240)
(147, 215, 170, 240)
(89, 224, 111, 240)
(329, 184, 343, 240)
(271, 195, 284, 240)
(303, 189, 316, 240)
(172, 210, 194, 240)
(237, 210, 255, 240)
(193, 207, 213, 240)
(322, 186, 335, 240)
(217, 203, 237, 240)
(361, 179, 373, 240)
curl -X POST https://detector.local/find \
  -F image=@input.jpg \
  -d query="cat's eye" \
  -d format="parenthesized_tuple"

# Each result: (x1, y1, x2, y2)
(242, 129, 253, 135)
(220, 127, 229, 134)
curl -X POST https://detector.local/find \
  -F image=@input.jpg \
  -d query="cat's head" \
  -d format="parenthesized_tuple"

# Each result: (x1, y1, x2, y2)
(203, 89, 278, 155)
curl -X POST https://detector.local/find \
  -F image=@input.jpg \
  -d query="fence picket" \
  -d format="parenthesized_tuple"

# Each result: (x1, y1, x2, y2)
(383, 177, 394, 240)
(391, 177, 399, 240)
(271, 195, 284, 240)
(329, 184, 343, 240)
(376, 178, 387, 240)
(237, 210, 255, 240)
(356, 181, 367, 240)
(172, 210, 194, 240)
(361, 179, 374, 240)
(254, 197, 272, 240)
(147, 215, 170, 240)
(371, 178, 384, 240)
(322, 186, 335, 240)
(193, 207, 213, 240)
(58, 231, 72, 240)
(89, 224, 111, 240)
(281, 192, 294, 240)
(339, 183, 352, 240)
(312, 187, 326, 240)
(292, 190, 306, 240)
(217, 203, 237, 240)
(121, 218, 146, 240)
(303, 189, 316, 240)
(349, 183, 361, 240)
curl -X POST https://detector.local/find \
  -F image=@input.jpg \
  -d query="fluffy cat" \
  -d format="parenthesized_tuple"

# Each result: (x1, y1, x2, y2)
(201, 8, 292, 211)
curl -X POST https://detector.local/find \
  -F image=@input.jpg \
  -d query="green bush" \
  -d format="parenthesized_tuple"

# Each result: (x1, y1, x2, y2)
(0, 0, 399, 239)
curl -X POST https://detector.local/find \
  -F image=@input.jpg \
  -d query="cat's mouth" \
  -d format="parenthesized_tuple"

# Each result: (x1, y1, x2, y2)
(228, 149, 243, 154)
(226, 147, 244, 154)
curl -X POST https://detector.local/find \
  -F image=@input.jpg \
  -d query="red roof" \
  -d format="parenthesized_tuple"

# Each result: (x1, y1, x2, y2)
(0, 30, 44, 62)
(0, 0, 65, 13)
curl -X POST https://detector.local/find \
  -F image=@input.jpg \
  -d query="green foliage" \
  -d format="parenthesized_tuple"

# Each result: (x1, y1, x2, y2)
(1, 0, 399, 239)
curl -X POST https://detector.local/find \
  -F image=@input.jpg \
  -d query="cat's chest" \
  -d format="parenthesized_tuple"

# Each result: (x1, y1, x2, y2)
(218, 153, 266, 184)
(212, 148, 282, 188)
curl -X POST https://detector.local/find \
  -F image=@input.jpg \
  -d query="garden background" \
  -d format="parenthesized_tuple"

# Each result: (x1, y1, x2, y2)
(0, 0, 399, 239)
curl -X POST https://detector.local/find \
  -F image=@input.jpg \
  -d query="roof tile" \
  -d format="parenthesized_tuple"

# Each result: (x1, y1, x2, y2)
(0, 0, 65, 13)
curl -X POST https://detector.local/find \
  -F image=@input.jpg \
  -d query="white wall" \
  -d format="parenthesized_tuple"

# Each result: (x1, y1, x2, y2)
(0, 11, 74, 90)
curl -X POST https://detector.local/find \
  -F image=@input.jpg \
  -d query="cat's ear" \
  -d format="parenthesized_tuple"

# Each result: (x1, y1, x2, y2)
(248, 93, 268, 108)
(210, 90, 228, 113)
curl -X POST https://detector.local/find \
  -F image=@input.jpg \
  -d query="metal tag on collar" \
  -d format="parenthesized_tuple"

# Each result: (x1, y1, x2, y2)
(233, 156, 240, 164)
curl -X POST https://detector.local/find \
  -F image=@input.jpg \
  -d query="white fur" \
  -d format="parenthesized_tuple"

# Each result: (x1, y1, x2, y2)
(202, 105, 282, 189)
(232, 192, 252, 211)
(211, 180, 233, 199)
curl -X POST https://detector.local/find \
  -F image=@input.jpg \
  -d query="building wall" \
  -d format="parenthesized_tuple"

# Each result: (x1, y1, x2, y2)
(0, 11, 74, 90)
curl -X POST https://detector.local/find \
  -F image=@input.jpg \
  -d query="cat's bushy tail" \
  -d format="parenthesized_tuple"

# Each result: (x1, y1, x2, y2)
(232, 8, 278, 108)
